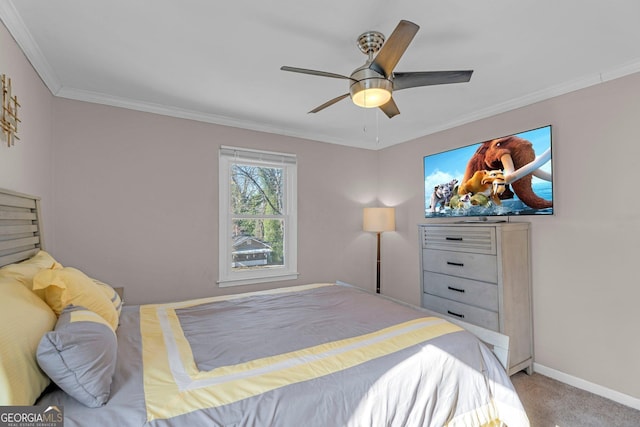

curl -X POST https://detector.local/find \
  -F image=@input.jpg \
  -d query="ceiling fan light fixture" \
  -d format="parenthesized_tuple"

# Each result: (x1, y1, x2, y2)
(350, 78, 392, 108)
(281, 20, 472, 117)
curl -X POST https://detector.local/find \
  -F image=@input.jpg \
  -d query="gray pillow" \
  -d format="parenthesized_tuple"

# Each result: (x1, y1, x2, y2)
(36, 305, 117, 407)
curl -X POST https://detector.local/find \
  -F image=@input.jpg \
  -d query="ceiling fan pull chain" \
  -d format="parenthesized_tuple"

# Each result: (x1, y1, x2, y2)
(363, 104, 368, 134)
(376, 109, 380, 145)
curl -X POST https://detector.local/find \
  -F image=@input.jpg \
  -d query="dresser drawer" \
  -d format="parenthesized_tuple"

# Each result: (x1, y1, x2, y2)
(423, 271, 498, 311)
(421, 226, 496, 255)
(421, 294, 499, 331)
(422, 248, 498, 283)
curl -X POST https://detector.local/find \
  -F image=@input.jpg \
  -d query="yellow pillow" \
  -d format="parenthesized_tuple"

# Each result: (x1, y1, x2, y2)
(0, 276, 57, 405)
(0, 250, 63, 299)
(92, 277, 123, 321)
(33, 267, 118, 331)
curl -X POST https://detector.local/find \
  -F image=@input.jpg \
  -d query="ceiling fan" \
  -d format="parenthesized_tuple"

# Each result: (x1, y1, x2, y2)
(281, 20, 473, 118)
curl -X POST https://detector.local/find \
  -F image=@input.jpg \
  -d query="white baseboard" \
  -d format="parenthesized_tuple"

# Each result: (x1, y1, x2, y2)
(534, 363, 640, 411)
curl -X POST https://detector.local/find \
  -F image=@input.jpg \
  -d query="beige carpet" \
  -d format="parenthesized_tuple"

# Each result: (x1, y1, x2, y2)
(511, 372, 640, 427)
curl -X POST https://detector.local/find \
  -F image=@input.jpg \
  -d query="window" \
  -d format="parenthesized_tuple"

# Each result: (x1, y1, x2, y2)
(218, 146, 298, 286)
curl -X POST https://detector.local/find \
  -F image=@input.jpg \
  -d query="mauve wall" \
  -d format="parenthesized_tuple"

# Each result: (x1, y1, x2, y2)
(378, 71, 640, 402)
(49, 99, 379, 304)
(0, 23, 54, 245)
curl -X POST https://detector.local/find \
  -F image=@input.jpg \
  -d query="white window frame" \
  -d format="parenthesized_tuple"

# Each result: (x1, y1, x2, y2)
(218, 146, 298, 287)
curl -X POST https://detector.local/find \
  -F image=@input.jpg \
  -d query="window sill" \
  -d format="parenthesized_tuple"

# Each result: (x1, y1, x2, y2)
(217, 272, 299, 288)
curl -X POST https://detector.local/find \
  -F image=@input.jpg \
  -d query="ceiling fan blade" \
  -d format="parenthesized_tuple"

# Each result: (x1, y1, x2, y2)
(281, 66, 355, 81)
(379, 97, 400, 118)
(308, 93, 350, 114)
(369, 20, 419, 78)
(393, 70, 473, 91)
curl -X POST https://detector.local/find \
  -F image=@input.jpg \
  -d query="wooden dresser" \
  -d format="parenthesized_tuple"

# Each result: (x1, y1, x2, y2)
(419, 222, 533, 375)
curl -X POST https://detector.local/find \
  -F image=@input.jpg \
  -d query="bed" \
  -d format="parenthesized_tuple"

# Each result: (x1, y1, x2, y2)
(0, 188, 529, 426)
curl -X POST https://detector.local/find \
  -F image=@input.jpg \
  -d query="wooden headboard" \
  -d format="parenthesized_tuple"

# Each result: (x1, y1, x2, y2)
(0, 188, 44, 268)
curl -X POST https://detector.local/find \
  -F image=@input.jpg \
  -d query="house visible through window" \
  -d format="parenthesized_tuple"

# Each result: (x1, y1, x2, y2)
(218, 146, 298, 286)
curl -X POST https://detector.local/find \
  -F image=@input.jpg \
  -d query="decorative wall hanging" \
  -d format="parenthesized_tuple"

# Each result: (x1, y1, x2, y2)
(1, 74, 20, 147)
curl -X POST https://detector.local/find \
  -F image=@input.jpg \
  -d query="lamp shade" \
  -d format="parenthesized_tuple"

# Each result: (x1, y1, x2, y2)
(363, 207, 395, 232)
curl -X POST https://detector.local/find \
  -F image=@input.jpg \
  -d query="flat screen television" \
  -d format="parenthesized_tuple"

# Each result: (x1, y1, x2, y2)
(424, 125, 553, 219)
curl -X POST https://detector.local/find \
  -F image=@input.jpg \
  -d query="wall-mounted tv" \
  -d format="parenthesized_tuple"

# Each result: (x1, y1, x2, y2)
(424, 125, 553, 219)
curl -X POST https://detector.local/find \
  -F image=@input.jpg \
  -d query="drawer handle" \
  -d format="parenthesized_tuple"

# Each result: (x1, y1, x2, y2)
(447, 286, 465, 293)
(447, 310, 465, 319)
(446, 261, 464, 267)
(445, 237, 463, 241)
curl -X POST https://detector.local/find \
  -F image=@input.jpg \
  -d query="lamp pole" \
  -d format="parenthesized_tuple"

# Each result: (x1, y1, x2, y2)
(376, 231, 381, 293)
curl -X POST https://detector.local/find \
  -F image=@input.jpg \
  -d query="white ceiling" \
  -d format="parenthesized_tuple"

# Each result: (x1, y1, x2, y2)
(2, 1, 640, 150)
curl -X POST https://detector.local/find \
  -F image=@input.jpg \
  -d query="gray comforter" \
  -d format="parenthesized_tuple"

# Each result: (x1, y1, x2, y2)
(38, 283, 529, 426)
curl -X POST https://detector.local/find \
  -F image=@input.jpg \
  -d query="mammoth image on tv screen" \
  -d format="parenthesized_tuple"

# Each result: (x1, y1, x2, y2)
(424, 125, 553, 218)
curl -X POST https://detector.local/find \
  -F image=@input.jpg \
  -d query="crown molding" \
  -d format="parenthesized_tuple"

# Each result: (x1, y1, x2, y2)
(56, 85, 363, 148)
(0, 1, 62, 94)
